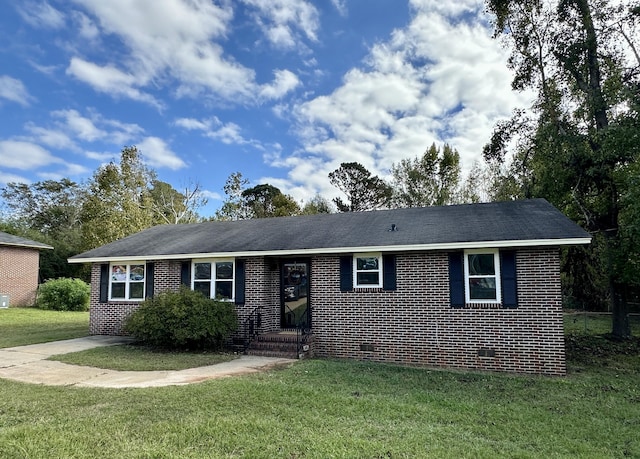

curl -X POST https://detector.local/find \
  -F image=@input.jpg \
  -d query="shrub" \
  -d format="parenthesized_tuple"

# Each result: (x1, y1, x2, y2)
(37, 278, 90, 311)
(124, 287, 238, 350)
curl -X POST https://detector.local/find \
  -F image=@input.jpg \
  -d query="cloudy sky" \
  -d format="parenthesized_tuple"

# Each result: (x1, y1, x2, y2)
(0, 0, 531, 215)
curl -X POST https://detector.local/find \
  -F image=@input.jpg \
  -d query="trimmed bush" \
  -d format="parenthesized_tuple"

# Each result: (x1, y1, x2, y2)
(37, 278, 90, 311)
(124, 287, 238, 350)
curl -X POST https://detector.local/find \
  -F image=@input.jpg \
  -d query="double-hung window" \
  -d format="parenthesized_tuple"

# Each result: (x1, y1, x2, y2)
(110, 263, 145, 300)
(193, 260, 235, 301)
(464, 249, 501, 303)
(353, 253, 383, 288)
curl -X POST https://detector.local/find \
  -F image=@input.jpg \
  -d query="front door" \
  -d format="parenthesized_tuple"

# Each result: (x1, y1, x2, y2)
(281, 260, 310, 329)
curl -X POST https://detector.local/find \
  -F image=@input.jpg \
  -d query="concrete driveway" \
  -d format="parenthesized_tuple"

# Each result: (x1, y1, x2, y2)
(0, 336, 295, 388)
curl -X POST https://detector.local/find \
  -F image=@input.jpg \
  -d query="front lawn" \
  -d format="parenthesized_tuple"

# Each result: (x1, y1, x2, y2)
(0, 308, 88, 348)
(48, 344, 237, 371)
(0, 310, 638, 457)
(0, 352, 638, 458)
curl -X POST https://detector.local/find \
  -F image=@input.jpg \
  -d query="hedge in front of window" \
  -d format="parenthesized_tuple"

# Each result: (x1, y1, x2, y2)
(124, 287, 238, 350)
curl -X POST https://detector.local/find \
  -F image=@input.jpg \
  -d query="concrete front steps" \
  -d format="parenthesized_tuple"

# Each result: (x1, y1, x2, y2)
(246, 331, 314, 359)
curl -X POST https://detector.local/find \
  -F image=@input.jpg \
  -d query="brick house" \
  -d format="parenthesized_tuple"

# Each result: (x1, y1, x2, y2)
(69, 199, 590, 375)
(0, 232, 53, 307)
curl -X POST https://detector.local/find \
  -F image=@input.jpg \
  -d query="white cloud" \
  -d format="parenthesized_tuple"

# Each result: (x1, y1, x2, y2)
(174, 118, 210, 131)
(68, 0, 282, 105)
(207, 123, 247, 145)
(24, 124, 76, 150)
(136, 137, 186, 170)
(201, 189, 223, 201)
(24, 109, 144, 152)
(17, 1, 65, 29)
(241, 0, 319, 49)
(0, 141, 63, 170)
(99, 117, 145, 145)
(37, 162, 91, 180)
(52, 109, 106, 142)
(331, 0, 348, 16)
(409, 0, 479, 16)
(0, 171, 31, 186)
(259, 69, 300, 100)
(0, 76, 35, 106)
(72, 11, 100, 41)
(86, 151, 117, 162)
(66, 58, 161, 108)
(1, 140, 88, 184)
(275, 0, 532, 200)
(174, 116, 253, 146)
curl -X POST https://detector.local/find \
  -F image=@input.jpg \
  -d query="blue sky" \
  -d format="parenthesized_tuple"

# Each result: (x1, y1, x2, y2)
(0, 0, 531, 216)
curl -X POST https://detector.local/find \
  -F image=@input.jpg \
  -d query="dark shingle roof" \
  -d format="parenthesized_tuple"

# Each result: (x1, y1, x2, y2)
(0, 232, 53, 250)
(69, 199, 590, 262)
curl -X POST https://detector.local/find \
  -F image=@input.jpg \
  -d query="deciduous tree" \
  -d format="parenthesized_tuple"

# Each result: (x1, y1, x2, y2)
(81, 146, 155, 250)
(150, 179, 206, 224)
(214, 172, 250, 221)
(484, 0, 640, 336)
(1, 179, 86, 279)
(390, 143, 461, 207)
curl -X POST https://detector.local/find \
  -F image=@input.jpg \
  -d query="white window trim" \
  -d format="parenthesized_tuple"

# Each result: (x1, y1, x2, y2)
(191, 258, 235, 301)
(464, 249, 501, 304)
(353, 252, 383, 288)
(109, 262, 146, 301)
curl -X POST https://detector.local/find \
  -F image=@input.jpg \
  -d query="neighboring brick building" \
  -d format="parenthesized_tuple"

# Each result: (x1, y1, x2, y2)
(0, 232, 53, 307)
(70, 199, 590, 375)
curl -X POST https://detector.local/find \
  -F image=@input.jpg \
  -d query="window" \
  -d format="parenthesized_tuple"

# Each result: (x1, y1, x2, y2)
(192, 260, 235, 301)
(109, 263, 145, 300)
(464, 250, 501, 303)
(353, 253, 382, 288)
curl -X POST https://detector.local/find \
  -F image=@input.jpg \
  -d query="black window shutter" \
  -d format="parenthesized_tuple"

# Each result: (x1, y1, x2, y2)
(99, 264, 109, 303)
(145, 262, 154, 299)
(339, 256, 353, 291)
(382, 254, 397, 291)
(235, 259, 245, 305)
(448, 252, 465, 308)
(181, 261, 191, 287)
(500, 250, 518, 308)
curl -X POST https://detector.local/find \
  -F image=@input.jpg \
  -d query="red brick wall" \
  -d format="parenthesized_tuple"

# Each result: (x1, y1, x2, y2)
(89, 260, 182, 334)
(235, 257, 280, 335)
(0, 246, 41, 307)
(89, 258, 281, 336)
(88, 247, 566, 375)
(310, 247, 565, 375)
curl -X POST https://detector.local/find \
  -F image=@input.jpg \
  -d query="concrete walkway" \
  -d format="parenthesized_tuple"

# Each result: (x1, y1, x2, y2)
(0, 336, 296, 388)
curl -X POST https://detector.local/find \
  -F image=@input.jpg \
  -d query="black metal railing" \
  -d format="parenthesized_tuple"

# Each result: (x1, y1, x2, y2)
(241, 306, 262, 351)
(283, 303, 312, 356)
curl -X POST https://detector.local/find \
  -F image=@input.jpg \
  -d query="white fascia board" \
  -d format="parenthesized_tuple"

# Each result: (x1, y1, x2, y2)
(1, 242, 54, 250)
(67, 236, 591, 264)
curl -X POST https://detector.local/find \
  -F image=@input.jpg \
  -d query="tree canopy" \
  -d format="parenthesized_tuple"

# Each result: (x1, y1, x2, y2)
(328, 162, 393, 212)
(390, 143, 461, 207)
(484, 0, 640, 336)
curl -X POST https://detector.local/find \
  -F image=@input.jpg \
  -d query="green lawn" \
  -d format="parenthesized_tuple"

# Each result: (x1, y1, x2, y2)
(48, 344, 237, 371)
(564, 311, 640, 336)
(0, 309, 638, 457)
(0, 308, 89, 348)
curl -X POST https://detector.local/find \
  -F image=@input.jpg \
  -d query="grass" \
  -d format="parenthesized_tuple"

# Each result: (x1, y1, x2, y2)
(1, 354, 639, 457)
(564, 310, 640, 336)
(48, 344, 237, 371)
(0, 307, 89, 348)
(0, 309, 638, 457)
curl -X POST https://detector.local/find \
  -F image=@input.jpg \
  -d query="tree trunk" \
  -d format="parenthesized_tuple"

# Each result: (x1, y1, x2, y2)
(611, 282, 631, 338)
